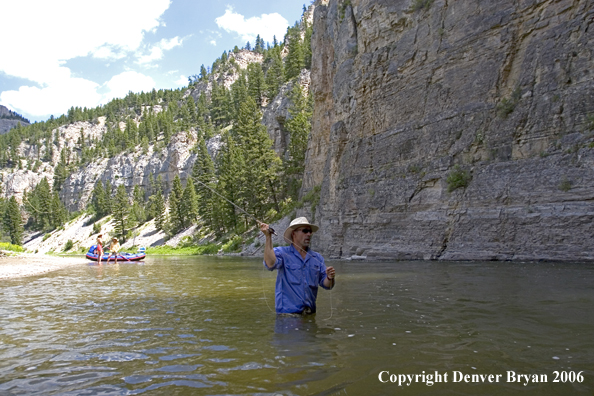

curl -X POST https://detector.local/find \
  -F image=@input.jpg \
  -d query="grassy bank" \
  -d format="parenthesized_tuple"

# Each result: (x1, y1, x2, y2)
(0, 242, 25, 253)
(146, 244, 220, 255)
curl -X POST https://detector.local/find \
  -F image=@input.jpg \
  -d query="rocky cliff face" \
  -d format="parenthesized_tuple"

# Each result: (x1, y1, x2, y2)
(263, 69, 311, 156)
(0, 105, 30, 134)
(59, 128, 200, 212)
(305, 0, 594, 261)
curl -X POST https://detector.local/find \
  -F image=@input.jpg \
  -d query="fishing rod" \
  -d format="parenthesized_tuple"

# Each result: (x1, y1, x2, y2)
(192, 177, 277, 235)
(193, 176, 335, 319)
(158, 159, 336, 318)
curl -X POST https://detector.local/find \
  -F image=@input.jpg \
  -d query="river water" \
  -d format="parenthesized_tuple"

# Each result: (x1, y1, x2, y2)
(0, 257, 592, 395)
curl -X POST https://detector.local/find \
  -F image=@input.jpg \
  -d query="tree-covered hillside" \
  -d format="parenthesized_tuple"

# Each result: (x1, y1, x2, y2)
(0, 6, 315, 248)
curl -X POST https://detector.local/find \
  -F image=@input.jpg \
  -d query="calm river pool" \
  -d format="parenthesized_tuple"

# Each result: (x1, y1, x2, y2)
(0, 257, 593, 395)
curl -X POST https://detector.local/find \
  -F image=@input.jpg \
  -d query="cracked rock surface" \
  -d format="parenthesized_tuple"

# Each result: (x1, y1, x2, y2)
(304, 0, 594, 261)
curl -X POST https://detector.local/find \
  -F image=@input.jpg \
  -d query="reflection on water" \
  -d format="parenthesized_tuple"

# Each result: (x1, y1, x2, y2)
(0, 257, 593, 395)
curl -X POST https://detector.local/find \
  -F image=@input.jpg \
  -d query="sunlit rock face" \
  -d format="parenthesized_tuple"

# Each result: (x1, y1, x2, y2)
(59, 129, 200, 212)
(305, 0, 594, 261)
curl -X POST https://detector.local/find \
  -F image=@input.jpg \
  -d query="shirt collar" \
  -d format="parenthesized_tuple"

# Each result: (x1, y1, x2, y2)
(290, 244, 310, 260)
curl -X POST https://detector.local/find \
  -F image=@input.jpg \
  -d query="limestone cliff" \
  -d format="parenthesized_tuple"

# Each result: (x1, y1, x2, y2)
(305, 0, 594, 261)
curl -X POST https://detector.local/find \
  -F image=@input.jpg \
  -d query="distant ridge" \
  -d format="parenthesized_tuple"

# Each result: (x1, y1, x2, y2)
(0, 105, 30, 134)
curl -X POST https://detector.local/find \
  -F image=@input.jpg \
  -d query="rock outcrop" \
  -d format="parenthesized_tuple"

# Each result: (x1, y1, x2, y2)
(60, 128, 199, 212)
(305, 0, 594, 261)
(0, 119, 30, 134)
(263, 69, 311, 156)
(0, 105, 30, 134)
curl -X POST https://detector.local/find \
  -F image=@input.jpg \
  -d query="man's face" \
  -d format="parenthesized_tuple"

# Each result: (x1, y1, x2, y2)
(292, 226, 313, 249)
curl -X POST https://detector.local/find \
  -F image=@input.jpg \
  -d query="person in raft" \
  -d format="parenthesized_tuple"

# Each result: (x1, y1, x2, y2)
(96, 234, 104, 264)
(260, 217, 335, 315)
(107, 237, 121, 262)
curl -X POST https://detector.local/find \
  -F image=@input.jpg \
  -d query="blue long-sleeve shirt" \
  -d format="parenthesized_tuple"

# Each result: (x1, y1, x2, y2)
(264, 244, 332, 314)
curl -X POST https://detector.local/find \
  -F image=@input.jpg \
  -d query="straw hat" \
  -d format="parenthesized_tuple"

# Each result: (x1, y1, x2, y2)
(283, 217, 319, 242)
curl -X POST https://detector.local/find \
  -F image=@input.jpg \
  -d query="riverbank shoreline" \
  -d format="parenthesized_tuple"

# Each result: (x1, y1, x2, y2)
(0, 253, 87, 280)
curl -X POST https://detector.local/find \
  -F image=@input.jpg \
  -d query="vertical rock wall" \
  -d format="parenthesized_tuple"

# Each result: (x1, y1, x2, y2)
(305, 0, 594, 260)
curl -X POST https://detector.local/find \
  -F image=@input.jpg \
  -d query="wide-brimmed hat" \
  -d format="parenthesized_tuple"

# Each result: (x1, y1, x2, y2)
(112, 237, 118, 242)
(283, 217, 319, 242)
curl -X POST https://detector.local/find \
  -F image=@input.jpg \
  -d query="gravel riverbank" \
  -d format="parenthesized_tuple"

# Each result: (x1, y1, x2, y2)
(0, 253, 87, 280)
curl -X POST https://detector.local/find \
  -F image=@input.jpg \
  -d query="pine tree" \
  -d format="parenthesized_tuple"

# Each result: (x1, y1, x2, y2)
(25, 177, 52, 230)
(232, 97, 281, 221)
(284, 83, 313, 198)
(216, 131, 245, 234)
(254, 34, 263, 53)
(50, 191, 67, 229)
(192, 137, 217, 229)
(247, 63, 267, 107)
(112, 185, 130, 242)
(285, 24, 305, 81)
(92, 180, 111, 219)
(230, 72, 249, 120)
(210, 80, 229, 127)
(104, 180, 114, 215)
(181, 178, 199, 228)
(265, 47, 285, 99)
(4, 197, 24, 245)
(303, 21, 313, 69)
(153, 189, 166, 231)
(130, 184, 146, 225)
(53, 148, 70, 191)
(167, 175, 185, 234)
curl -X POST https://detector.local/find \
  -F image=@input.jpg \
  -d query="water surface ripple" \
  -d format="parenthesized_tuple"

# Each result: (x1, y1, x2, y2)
(0, 257, 593, 395)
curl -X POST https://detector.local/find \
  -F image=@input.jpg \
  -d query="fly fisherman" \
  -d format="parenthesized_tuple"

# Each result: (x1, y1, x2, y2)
(260, 217, 335, 315)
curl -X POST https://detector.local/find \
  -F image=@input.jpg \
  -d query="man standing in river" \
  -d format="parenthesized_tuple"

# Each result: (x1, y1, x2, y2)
(260, 217, 335, 315)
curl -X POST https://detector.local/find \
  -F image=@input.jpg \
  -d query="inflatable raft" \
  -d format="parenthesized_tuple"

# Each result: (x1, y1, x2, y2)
(86, 245, 146, 262)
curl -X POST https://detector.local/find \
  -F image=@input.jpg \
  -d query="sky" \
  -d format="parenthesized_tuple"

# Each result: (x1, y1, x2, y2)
(0, 0, 310, 123)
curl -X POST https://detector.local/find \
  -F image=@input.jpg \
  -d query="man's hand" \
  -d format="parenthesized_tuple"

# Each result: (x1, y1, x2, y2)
(261, 222, 276, 268)
(326, 266, 335, 280)
(260, 222, 272, 237)
(323, 266, 336, 288)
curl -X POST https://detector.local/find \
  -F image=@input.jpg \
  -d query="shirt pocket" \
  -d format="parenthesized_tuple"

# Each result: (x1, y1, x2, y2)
(308, 263, 321, 287)
(285, 262, 303, 285)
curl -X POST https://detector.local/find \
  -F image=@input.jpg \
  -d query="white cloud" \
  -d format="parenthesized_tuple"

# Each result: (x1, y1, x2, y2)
(105, 71, 156, 99)
(174, 75, 188, 86)
(0, 71, 156, 118)
(215, 6, 289, 44)
(92, 45, 128, 61)
(210, 40, 217, 46)
(136, 36, 185, 65)
(1, 78, 101, 118)
(0, 0, 170, 118)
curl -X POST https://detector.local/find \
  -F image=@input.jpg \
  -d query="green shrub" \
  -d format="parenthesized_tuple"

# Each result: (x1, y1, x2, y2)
(222, 236, 243, 253)
(42, 233, 51, 242)
(200, 244, 220, 254)
(446, 165, 472, 192)
(586, 113, 594, 131)
(302, 185, 322, 221)
(146, 243, 220, 255)
(0, 242, 24, 252)
(497, 87, 521, 118)
(339, 0, 352, 19)
(63, 240, 74, 252)
(411, 0, 434, 11)
(558, 177, 572, 192)
(92, 222, 101, 235)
